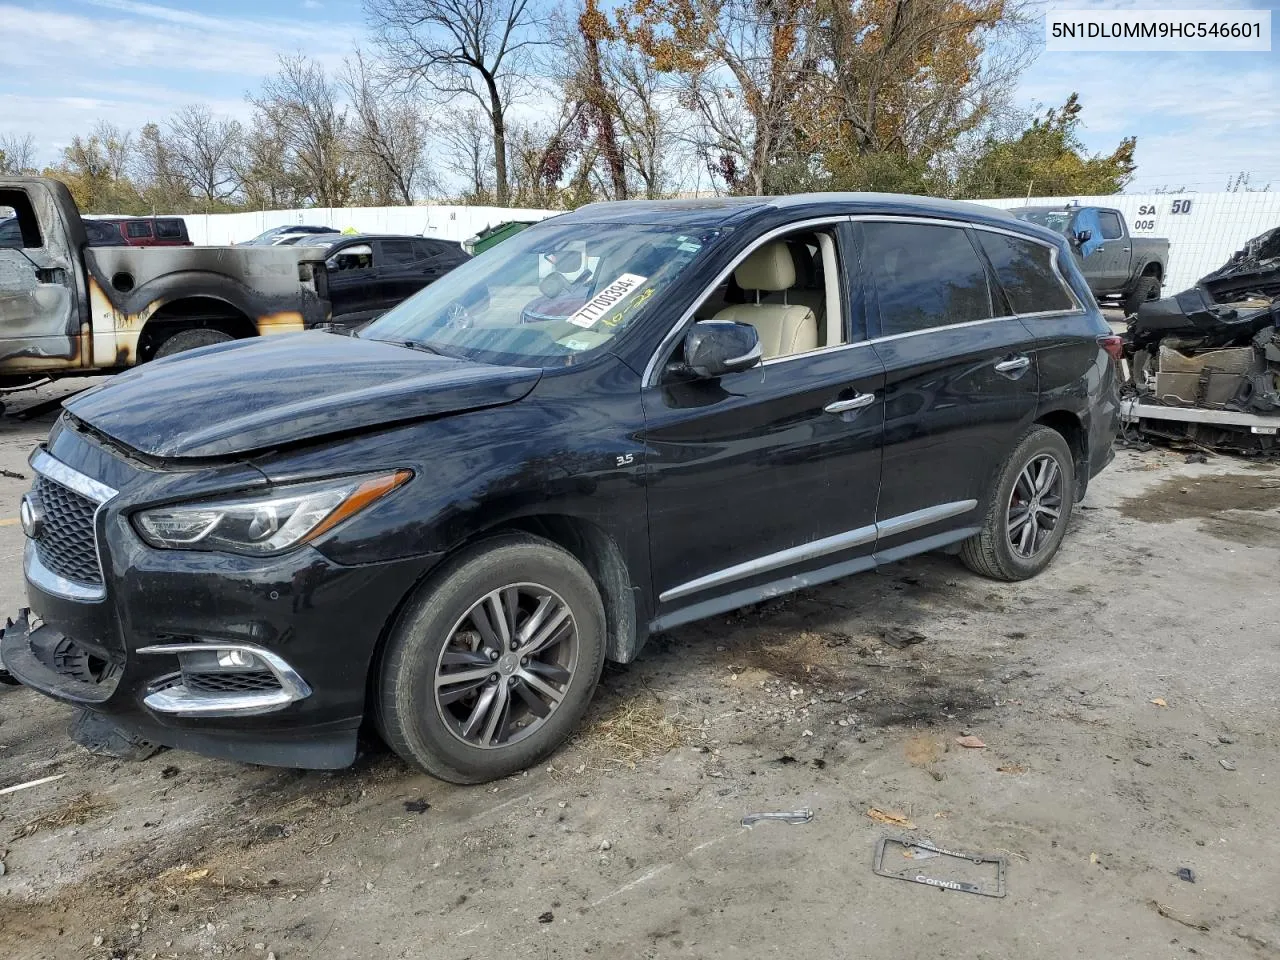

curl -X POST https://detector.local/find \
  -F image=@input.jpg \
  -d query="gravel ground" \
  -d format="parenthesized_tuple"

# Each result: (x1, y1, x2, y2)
(0, 379, 1277, 960)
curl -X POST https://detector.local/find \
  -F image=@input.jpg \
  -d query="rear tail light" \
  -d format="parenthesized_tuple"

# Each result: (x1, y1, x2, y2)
(1098, 335, 1124, 361)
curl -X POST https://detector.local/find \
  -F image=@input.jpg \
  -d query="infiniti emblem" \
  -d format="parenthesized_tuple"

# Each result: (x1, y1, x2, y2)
(19, 494, 44, 541)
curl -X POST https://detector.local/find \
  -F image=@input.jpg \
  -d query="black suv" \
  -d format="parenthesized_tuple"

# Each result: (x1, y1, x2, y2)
(2, 195, 1120, 783)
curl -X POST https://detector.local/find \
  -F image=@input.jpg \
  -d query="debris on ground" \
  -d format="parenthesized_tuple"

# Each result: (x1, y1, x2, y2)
(538, 911, 554, 923)
(866, 808, 916, 829)
(11, 793, 111, 839)
(0, 773, 66, 797)
(1177, 867, 1196, 883)
(880, 627, 928, 650)
(1149, 698, 1168, 708)
(955, 735, 987, 749)
(572, 694, 687, 769)
(403, 798, 430, 814)
(873, 837, 1006, 897)
(996, 764, 1028, 774)
(1219, 759, 1237, 771)
(1150, 900, 1211, 931)
(741, 809, 813, 827)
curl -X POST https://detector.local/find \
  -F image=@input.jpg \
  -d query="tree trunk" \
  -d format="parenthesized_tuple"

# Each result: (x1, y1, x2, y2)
(484, 73, 509, 205)
(583, 32, 627, 200)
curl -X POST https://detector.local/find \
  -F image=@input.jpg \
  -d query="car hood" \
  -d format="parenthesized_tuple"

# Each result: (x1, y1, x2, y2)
(64, 332, 541, 459)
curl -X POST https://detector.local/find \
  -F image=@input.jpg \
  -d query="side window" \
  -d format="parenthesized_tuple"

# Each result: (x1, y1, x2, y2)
(685, 226, 844, 361)
(125, 220, 152, 239)
(0, 190, 44, 248)
(328, 243, 373, 272)
(1097, 212, 1123, 240)
(381, 240, 418, 265)
(155, 219, 185, 239)
(975, 232, 1077, 315)
(863, 222, 994, 336)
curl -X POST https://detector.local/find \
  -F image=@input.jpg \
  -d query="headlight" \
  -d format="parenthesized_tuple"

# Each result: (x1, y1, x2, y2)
(134, 470, 411, 554)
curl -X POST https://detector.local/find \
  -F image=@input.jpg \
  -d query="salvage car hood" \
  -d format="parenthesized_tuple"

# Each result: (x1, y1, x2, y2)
(63, 332, 541, 458)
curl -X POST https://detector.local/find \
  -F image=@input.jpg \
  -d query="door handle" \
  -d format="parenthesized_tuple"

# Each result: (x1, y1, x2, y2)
(993, 356, 1031, 374)
(1122, 246, 1131, 252)
(824, 393, 877, 415)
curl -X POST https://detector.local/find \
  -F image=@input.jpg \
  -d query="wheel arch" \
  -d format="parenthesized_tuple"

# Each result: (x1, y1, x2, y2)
(1035, 409, 1088, 501)
(139, 295, 257, 361)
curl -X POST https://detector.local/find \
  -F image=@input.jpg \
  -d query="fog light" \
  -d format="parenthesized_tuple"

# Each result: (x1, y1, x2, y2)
(217, 649, 256, 669)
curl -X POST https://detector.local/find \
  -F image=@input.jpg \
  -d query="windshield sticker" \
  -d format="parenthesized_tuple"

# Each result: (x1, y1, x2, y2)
(678, 241, 701, 253)
(561, 338, 594, 351)
(565, 273, 648, 328)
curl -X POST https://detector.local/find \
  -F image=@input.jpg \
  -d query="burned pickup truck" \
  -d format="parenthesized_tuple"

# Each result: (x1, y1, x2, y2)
(1122, 227, 1280, 454)
(0, 177, 330, 385)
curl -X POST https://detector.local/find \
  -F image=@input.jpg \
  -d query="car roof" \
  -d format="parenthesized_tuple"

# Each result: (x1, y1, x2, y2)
(556, 192, 1071, 244)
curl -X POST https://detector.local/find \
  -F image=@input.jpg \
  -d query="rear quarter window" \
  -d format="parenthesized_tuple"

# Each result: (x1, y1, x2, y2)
(975, 232, 1078, 315)
(125, 220, 152, 238)
(155, 219, 186, 239)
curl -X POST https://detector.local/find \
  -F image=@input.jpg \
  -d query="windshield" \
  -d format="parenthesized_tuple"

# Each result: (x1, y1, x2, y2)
(361, 221, 718, 367)
(1014, 209, 1073, 235)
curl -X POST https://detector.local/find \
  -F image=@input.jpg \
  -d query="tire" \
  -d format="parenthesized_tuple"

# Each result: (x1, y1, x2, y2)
(376, 533, 606, 784)
(1122, 274, 1161, 317)
(153, 327, 235, 359)
(960, 427, 1076, 582)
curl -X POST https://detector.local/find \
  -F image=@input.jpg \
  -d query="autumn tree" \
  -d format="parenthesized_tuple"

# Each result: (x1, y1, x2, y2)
(954, 93, 1136, 197)
(366, 0, 547, 204)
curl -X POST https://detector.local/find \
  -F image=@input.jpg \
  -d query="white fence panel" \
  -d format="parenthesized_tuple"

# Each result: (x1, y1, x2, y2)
(177, 205, 559, 247)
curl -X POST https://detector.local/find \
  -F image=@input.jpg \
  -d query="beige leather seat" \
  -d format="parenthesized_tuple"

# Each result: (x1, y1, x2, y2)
(714, 242, 819, 359)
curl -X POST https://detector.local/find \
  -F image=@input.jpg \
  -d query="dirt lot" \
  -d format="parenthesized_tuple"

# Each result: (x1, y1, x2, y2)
(0, 380, 1277, 960)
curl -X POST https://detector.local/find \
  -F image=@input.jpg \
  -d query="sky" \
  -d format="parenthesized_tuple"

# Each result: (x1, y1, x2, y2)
(0, 0, 1276, 195)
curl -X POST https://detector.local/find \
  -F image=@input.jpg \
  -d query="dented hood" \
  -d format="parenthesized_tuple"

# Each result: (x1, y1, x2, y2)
(64, 332, 541, 458)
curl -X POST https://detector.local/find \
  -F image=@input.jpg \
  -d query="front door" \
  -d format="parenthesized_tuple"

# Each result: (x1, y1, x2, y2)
(325, 241, 378, 328)
(642, 223, 886, 626)
(858, 220, 1039, 557)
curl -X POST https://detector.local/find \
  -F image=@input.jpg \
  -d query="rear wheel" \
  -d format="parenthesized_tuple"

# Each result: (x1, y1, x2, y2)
(960, 427, 1075, 581)
(1122, 274, 1161, 316)
(376, 533, 606, 783)
(152, 327, 235, 359)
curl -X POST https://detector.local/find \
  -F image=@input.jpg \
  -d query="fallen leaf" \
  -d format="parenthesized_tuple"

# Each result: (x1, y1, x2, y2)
(1150, 698, 1168, 708)
(955, 735, 987, 749)
(866, 808, 916, 830)
(997, 764, 1027, 774)
(183, 869, 210, 882)
(1089, 852, 1100, 864)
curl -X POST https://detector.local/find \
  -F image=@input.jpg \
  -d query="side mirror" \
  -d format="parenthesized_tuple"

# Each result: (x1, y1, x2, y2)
(680, 320, 762, 378)
(1074, 229, 1092, 245)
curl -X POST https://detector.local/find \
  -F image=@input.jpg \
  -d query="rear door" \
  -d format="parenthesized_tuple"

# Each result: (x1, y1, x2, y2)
(1092, 210, 1131, 292)
(376, 238, 429, 309)
(860, 218, 1039, 557)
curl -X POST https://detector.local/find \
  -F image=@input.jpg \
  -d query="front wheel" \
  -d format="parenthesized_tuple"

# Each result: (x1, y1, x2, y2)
(1122, 275, 1161, 316)
(960, 427, 1076, 581)
(376, 533, 606, 783)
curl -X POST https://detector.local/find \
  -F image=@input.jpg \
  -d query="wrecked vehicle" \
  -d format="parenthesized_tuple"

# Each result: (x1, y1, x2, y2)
(0, 177, 330, 384)
(1122, 227, 1280, 454)
(1010, 204, 1168, 315)
(1, 194, 1119, 783)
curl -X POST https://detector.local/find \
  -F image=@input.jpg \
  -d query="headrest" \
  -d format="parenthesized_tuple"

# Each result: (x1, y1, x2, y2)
(734, 242, 795, 292)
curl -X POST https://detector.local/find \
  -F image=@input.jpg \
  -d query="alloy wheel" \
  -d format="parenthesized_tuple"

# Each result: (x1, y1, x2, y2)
(433, 583, 579, 749)
(1007, 453, 1064, 559)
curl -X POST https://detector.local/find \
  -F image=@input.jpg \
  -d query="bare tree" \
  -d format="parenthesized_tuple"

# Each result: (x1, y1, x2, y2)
(93, 121, 134, 181)
(232, 115, 304, 209)
(340, 49, 433, 204)
(0, 133, 38, 174)
(165, 105, 244, 204)
(365, 0, 547, 204)
(135, 122, 194, 211)
(440, 108, 495, 202)
(250, 55, 354, 206)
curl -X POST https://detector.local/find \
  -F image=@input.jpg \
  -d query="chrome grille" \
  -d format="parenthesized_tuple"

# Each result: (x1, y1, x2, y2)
(32, 474, 102, 586)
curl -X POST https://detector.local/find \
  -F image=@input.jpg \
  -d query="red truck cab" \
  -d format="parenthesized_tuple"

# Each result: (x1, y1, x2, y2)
(97, 216, 193, 246)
